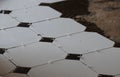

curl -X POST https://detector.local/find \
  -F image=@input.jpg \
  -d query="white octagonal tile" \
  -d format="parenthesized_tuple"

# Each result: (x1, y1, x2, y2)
(30, 18, 86, 37)
(10, 6, 62, 23)
(5, 42, 66, 67)
(28, 60, 97, 77)
(54, 32, 114, 54)
(5, 27, 40, 45)
(82, 48, 120, 75)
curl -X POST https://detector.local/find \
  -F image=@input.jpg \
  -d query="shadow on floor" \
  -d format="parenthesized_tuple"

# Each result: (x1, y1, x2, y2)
(40, 0, 90, 18)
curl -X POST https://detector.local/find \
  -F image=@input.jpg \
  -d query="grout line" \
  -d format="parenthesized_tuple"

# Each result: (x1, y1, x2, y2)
(7, 41, 39, 50)
(80, 60, 98, 74)
(52, 42, 68, 54)
(3, 52, 17, 67)
(82, 47, 113, 55)
(31, 58, 65, 68)
(9, 15, 21, 23)
(27, 74, 31, 77)
(55, 31, 85, 39)
(31, 63, 48, 68)
(32, 17, 60, 24)
(1, 55, 17, 76)
(29, 27, 43, 37)
(1, 26, 17, 31)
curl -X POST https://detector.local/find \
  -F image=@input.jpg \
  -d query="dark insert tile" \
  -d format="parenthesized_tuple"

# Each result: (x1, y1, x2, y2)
(0, 48, 6, 54)
(0, 10, 12, 14)
(13, 66, 31, 74)
(98, 74, 114, 77)
(0, 10, 3, 13)
(40, 37, 55, 43)
(65, 53, 82, 60)
(17, 22, 32, 28)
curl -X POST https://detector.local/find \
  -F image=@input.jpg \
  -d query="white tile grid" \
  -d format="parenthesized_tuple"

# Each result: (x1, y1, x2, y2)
(1, 2, 120, 77)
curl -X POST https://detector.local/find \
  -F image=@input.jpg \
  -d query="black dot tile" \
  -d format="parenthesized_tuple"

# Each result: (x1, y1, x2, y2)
(17, 22, 32, 28)
(13, 66, 31, 74)
(40, 37, 55, 43)
(4, 10, 12, 14)
(0, 10, 3, 13)
(98, 74, 115, 77)
(0, 48, 6, 54)
(65, 53, 82, 60)
(0, 10, 12, 14)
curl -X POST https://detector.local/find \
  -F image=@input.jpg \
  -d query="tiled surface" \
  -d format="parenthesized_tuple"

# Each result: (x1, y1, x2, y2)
(0, 27, 40, 48)
(5, 27, 40, 45)
(0, 0, 120, 77)
(30, 18, 86, 37)
(5, 42, 66, 67)
(10, 6, 62, 23)
(54, 32, 114, 54)
(81, 48, 120, 75)
(0, 30, 20, 48)
(28, 60, 98, 77)
(3, 73, 29, 77)
(0, 0, 38, 10)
